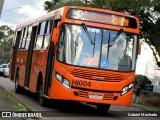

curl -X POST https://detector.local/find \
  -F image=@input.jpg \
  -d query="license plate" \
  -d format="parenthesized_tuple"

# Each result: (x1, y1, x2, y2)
(89, 94, 103, 100)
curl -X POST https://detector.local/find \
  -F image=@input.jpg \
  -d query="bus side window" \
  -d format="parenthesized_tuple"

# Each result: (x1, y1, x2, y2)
(19, 39, 22, 49)
(16, 30, 22, 49)
(35, 36, 43, 50)
(25, 26, 32, 49)
(42, 20, 53, 49)
(20, 27, 28, 49)
(35, 22, 46, 50)
(19, 29, 24, 49)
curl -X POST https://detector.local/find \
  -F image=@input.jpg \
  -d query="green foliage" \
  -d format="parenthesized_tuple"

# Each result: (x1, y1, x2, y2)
(135, 74, 152, 89)
(0, 25, 14, 64)
(89, 0, 108, 8)
(44, 0, 85, 11)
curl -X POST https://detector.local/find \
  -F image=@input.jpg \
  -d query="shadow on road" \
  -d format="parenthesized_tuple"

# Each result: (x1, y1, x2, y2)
(25, 91, 121, 117)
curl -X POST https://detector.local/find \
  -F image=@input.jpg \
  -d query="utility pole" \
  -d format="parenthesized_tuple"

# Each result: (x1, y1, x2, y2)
(0, 0, 5, 18)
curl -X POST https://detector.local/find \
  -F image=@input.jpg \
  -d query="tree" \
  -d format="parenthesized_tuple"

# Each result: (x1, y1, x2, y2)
(0, 25, 14, 64)
(44, 0, 86, 11)
(43, 0, 160, 67)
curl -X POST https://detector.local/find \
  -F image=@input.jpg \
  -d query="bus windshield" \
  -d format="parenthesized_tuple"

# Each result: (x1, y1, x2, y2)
(57, 24, 138, 72)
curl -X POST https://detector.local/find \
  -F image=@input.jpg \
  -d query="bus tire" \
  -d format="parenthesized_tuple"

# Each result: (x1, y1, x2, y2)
(96, 104, 110, 113)
(15, 72, 21, 93)
(38, 84, 47, 107)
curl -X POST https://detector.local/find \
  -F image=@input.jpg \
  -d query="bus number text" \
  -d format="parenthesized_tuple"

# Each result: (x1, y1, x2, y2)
(72, 80, 91, 87)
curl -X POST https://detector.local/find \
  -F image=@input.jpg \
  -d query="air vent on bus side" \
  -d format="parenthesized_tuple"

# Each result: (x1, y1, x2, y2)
(70, 69, 124, 82)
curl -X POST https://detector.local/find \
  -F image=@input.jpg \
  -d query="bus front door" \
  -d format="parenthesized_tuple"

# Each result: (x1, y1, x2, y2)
(10, 31, 21, 81)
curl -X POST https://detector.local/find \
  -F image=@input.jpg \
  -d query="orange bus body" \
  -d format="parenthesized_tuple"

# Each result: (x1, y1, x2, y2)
(10, 6, 139, 108)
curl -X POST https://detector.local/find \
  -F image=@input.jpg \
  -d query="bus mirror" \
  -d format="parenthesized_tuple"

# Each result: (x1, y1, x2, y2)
(52, 28, 60, 42)
(138, 43, 141, 55)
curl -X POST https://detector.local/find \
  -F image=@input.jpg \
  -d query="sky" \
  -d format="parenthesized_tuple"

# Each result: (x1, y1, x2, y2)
(0, 0, 49, 28)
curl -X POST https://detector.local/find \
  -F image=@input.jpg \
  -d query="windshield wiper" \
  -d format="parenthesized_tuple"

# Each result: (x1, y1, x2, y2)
(107, 33, 110, 60)
(106, 29, 123, 59)
(93, 31, 96, 58)
(81, 23, 95, 45)
(110, 28, 123, 47)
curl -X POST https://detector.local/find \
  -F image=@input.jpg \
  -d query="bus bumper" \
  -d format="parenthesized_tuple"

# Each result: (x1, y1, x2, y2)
(49, 79, 134, 107)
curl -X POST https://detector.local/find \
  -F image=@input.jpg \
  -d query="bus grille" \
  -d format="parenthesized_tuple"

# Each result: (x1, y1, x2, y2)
(74, 90, 114, 100)
(103, 93, 114, 100)
(77, 90, 89, 98)
(70, 69, 124, 82)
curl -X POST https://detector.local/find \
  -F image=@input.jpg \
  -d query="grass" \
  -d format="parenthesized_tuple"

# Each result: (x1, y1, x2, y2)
(0, 86, 31, 111)
(138, 90, 160, 107)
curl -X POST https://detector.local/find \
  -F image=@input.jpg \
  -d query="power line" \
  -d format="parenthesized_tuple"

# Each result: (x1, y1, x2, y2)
(2, 7, 22, 13)
(2, 8, 33, 19)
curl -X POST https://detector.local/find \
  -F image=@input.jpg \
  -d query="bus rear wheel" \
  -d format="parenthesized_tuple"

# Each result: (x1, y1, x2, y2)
(15, 72, 21, 93)
(96, 104, 110, 113)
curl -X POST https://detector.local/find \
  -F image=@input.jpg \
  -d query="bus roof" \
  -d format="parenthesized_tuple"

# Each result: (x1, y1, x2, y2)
(16, 7, 65, 29)
(16, 6, 138, 30)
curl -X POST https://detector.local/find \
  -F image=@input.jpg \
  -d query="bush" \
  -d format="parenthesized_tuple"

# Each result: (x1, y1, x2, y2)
(138, 90, 160, 106)
(135, 74, 152, 89)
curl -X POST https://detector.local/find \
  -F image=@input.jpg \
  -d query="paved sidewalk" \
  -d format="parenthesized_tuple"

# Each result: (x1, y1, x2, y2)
(132, 102, 160, 114)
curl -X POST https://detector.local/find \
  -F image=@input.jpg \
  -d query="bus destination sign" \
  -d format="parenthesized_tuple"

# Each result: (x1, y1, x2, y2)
(67, 9, 137, 28)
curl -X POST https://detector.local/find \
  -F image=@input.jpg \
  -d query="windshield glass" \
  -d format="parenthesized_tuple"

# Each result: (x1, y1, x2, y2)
(57, 24, 138, 72)
(2, 64, 7, 68)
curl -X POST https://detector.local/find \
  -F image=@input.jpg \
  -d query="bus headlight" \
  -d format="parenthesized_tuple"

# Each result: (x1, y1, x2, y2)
(62, 79, 70, 89)
(56, 73, 62, 82)
(121, 83, 133, 95)
(56, 73, 71, 90)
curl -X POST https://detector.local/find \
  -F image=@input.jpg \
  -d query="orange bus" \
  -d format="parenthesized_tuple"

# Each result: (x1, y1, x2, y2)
(10, 6, 139, 112)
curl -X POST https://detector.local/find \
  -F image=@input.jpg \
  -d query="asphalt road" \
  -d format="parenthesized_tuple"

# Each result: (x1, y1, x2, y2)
(0, 77, 159, 120)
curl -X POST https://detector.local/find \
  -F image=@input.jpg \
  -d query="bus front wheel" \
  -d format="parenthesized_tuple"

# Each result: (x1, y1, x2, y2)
(96, 104, 110, 113)
(38, 84, 47, 107)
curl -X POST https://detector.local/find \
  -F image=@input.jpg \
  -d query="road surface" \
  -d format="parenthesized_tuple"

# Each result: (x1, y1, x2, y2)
(0, 77, 159, 120)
